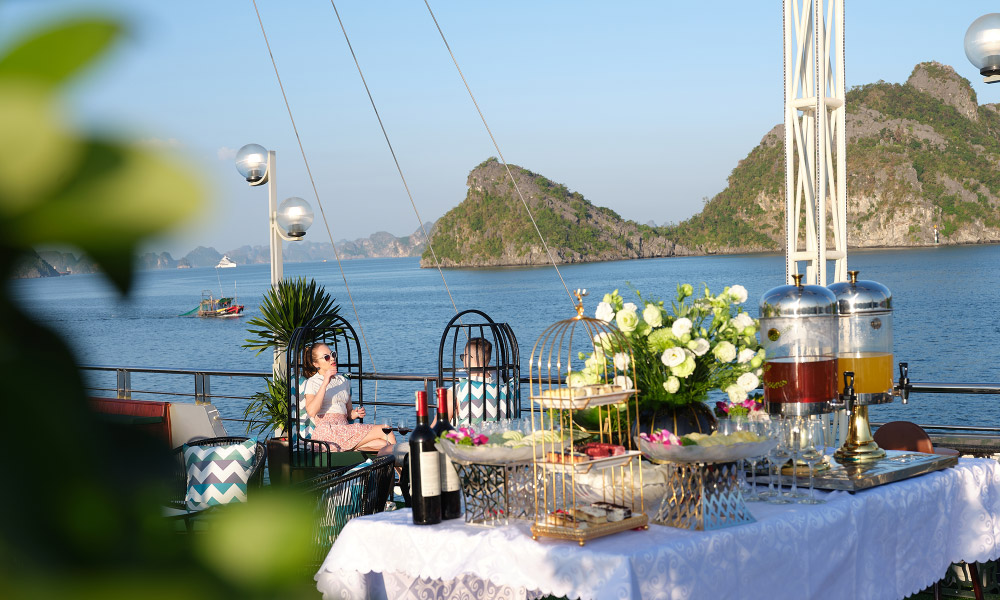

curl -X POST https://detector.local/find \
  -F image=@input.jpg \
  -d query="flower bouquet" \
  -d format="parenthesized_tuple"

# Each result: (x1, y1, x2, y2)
(583, 284, 764, 432)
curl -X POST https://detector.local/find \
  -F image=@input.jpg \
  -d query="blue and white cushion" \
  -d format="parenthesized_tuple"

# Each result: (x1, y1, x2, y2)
(455, 378, 509, 425)
(183, 438, 256, 511)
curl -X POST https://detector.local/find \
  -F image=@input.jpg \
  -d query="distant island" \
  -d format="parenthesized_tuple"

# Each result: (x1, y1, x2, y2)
(18, 61, 1000, 277)
(16, 223, 433, 277)
(422, 61, 1000, 267)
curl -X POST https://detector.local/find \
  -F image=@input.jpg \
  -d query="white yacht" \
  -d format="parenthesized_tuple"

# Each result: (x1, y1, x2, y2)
(215, 255, 236, 268)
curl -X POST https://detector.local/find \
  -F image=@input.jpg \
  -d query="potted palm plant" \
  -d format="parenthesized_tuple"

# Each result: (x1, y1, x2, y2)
(242, 277, 340, 482)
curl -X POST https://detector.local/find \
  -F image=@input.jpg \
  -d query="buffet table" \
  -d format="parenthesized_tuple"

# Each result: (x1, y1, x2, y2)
(315, 457, 1000, 600)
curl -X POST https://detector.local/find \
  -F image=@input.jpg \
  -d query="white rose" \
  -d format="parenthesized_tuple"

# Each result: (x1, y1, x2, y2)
(729, 285, 748, 304)
(595, 302, 615, 322)
(737, 372, 760, 393)
(593, 332, 613, 353)
(671, 317, 693, 337)
(713, 341, 737, 363)
(732, 312, 755, 331)
(623, 302, 638, 313)
(661, 347, 686, 368)
(726, 384, 745, 404)
(642, 303, 662, 328)
(612, 352, 630, 371)
(614, 375, 634, 390)
(688, 338, 710, 357)
(616, 308, 639, 333)
(567, 372, 588, 387)
(737, 348, 756, 364)
(663, 376, 681, 394)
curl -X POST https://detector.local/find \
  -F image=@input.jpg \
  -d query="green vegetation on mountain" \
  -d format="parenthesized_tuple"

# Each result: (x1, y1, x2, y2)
(665, 61, 1000, 251)
(422, 158, 686, 267)
(427, 62, 1000, 266)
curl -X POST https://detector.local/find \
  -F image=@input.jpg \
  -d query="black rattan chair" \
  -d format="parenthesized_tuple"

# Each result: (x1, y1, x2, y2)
(167, 436, 267, 531)
(295, 453, 396, 568)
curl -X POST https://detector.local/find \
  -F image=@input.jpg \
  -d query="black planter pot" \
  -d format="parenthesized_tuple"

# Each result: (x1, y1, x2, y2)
(635, 401, 718, 438)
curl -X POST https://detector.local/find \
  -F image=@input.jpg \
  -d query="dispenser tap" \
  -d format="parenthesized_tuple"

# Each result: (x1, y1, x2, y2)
(894, 362, 911, 404)
(836, 371, 856, 415)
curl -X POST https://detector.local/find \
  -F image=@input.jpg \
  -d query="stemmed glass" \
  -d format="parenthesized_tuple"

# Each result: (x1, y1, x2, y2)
(380, 416, 394, 436)
(717, 418, 749, 493)
(762, 418, 791, 504)
(798, 419, 827, 504)
(782, 418, 808, 500)
(396, 418, 412, 438)
(744, 420, 768, 502)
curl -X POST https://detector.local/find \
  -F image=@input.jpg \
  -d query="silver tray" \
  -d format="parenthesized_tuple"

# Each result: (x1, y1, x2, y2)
(757, 449, 958, 492)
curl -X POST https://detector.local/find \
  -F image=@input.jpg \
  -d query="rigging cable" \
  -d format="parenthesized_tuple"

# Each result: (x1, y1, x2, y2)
(326, 0, 460, 318)
(422, 0, 576, 309)
(250, 0, 384, 409)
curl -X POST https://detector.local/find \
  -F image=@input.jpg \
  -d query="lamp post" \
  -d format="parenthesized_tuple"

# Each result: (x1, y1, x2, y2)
(234, 143, 314, 287)
(965, 14, 1000, 83)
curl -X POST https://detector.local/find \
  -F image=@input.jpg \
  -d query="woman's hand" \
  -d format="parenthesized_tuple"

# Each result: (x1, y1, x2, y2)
(352, 406, 366, 420)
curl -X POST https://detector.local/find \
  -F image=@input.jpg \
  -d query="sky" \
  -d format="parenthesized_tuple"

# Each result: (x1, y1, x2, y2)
(2, 1, 999, 257)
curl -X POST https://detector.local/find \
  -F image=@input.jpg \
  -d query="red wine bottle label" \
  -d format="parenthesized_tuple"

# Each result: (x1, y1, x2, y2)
(439, 453, 460, 492)
(416, 449, 441, 496)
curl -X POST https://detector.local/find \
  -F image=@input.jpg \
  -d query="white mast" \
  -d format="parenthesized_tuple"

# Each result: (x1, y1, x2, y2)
(784, 0, 847, 285)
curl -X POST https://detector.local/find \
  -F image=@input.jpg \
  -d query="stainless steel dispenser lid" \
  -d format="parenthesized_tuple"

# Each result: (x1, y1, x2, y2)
(760, 273, 837, 318)
(827, 270, 892, 314)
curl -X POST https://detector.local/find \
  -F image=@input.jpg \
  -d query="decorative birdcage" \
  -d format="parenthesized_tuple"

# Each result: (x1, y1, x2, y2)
(528, 289, 647, 545)
(437, 309, 520, 426)
(285, 313, 363, 475)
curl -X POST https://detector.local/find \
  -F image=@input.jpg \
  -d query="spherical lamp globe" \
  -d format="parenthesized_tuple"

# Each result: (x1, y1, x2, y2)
(277, 197, 313, 238)
(965, 14, 1000, 77)
(235, 143, 269, 183)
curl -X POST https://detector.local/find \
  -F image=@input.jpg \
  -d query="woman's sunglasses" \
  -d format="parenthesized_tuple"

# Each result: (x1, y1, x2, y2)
(317, 352, 337, 362)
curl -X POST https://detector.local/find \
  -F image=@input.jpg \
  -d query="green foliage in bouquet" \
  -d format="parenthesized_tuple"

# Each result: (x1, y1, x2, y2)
(583, 283, 765, 411)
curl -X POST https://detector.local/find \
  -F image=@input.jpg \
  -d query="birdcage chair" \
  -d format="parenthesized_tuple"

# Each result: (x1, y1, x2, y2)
(437, 309, 520, 426)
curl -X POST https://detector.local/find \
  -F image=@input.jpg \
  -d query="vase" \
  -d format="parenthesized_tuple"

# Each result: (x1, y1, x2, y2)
(635, 401, 718, 438)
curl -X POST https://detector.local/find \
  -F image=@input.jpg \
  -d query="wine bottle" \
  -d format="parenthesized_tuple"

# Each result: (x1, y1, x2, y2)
(433, 387, 462, 520)
(409, 390, 441, 525)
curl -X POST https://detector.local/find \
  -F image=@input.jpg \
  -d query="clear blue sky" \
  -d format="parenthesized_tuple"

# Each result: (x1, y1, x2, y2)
(2, 1, 998, 256)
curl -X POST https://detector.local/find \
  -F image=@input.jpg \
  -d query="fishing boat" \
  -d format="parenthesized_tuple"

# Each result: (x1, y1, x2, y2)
(215, 255, 237, 268)
(193, 290, 244, 317)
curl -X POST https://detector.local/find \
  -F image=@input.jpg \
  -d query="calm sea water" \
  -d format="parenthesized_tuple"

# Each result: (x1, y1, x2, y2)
(9, 245, 1000, 431)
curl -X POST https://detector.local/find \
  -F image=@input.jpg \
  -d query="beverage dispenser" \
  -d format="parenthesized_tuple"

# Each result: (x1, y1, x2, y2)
(828, 271, 893, 462)
(759, 274, 839, 416)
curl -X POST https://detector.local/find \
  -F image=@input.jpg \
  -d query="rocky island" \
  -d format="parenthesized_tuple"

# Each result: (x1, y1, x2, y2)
(424, 61, 1000, 267)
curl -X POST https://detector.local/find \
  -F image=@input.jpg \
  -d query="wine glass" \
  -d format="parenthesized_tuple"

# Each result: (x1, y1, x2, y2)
(380, 416, 394, 436)
(781, 418, 808, 500)
(396, 418, 412, 437)
(764, 418, 791, 504)
(798, 419, 827, 504)
(717, 418, 749, 492)
(744, 420, 768, 502)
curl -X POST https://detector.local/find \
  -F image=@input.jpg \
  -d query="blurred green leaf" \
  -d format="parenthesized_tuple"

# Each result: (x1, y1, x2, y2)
(0, 82, 79, 209)
(0, 19, 121, 86)
(196, 491, 316, 590)
(1, 139, 203, 292)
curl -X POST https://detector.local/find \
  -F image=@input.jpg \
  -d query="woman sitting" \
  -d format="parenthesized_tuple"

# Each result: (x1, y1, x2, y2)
(302, 343, 395, 452)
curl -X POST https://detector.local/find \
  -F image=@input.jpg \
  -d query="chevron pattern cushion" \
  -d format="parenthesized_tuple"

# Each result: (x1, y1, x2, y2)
(183, 437, 257, 511)
(455, 378, 509, 425)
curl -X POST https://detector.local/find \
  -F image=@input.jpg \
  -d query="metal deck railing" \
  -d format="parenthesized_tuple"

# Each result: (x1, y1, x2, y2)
(79, 364, 1000, 456)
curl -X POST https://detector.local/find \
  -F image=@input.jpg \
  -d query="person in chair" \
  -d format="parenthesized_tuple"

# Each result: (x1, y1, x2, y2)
(302, 343, 395, 452)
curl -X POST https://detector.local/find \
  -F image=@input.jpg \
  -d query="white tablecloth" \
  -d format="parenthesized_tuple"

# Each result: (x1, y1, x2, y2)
(316, 457, 1000, 600)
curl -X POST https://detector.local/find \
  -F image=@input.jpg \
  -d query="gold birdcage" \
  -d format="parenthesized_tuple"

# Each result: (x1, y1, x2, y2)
(528, 289, 648, 545)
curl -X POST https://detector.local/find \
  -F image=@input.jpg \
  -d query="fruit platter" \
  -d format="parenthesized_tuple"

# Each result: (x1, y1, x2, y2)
(530, 383, 634, 410)
(437, 427, 564, 465)
(637, 429, 778, 464)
